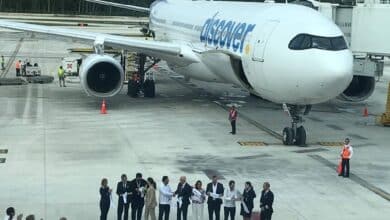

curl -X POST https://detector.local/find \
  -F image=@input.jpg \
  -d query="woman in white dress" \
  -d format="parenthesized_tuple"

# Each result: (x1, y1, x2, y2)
(191, 180, 206, 220)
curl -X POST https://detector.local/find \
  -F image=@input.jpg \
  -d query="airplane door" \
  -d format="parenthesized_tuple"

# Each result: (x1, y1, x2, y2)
(252, 20, 279, 62)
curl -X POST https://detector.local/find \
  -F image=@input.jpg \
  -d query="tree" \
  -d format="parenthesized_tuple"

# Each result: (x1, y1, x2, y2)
(0, 0, 154, 15)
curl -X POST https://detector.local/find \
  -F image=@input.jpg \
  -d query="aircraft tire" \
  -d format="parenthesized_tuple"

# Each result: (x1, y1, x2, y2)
(127, 80, 138, 97)
(283, 127, 294, 146)
(144, 79, 155, 98)
(295, 126, 306, 146)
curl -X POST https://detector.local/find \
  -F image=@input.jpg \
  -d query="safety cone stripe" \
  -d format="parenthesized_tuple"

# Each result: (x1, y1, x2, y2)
(363, 107, 369, 117)
(100, 99, 107, 114)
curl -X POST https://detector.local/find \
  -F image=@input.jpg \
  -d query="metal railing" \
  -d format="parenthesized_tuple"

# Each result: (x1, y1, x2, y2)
(356, 0, 390, 4)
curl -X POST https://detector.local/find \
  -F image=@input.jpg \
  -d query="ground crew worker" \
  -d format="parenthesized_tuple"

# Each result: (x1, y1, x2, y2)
(21, 59, 27, 76)
(58, 66, 66, 87)
(1, 55, 5, 70)
(15, 60, 21, 76)
(229, 105, 238, 135)
(339, 138, 353, 178)
(134, 73, 141, 95)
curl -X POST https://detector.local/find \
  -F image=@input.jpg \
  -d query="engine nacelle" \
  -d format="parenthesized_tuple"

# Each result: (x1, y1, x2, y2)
(79, 54, 124, 97)
(338, 76, 376, 102)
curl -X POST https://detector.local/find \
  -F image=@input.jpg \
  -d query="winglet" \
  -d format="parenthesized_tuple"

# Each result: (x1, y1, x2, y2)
(85, 0, 150, 13)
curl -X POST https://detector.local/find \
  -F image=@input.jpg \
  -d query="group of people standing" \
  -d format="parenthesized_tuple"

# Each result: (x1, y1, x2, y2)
(100, 173, 154, 220)
(14, 59, 31, 77)
(99, 174, 274, 220)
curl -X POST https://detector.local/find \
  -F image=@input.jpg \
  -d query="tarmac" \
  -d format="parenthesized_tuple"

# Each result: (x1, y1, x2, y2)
(0, 15, 390, 220)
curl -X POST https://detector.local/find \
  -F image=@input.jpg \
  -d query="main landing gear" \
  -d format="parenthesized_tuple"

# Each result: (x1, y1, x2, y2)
(282, 104, 311, 146)
(127, 53, 160, 98)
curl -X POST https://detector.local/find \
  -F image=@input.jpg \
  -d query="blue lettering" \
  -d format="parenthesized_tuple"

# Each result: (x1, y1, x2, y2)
(200, 17, 256, 53)
(213, 20, 225, 46)
(233, 23, 246, 52)
(226, 22, 241, 49)
(208, 19, 220, 45)
(219, 21, 233, 48)
(239, 24, 256, 53)
(200, 19, 211, 42)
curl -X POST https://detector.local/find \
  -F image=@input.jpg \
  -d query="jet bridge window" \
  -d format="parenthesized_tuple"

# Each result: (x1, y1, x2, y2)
(288, 34, 348, 51)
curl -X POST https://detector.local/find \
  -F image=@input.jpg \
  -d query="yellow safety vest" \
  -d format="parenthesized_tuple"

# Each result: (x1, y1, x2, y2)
(58, 68, 65, 77)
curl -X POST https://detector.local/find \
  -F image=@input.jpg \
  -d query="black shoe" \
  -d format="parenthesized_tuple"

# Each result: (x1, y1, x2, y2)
(338, 174, 343, 176)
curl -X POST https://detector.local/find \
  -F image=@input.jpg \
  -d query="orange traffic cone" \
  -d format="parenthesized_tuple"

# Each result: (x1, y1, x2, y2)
(100, 99, 107, 114)
(363, 106, 369, 117)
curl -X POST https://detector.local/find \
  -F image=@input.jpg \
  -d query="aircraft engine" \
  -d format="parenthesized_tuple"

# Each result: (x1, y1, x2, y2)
(79, 54, 124, 97)
(338, 76, 376, 102)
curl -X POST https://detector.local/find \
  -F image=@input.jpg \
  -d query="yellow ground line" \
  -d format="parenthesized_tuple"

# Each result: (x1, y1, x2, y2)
(238, 141, 268, 146)
(317, 142, 344, 147)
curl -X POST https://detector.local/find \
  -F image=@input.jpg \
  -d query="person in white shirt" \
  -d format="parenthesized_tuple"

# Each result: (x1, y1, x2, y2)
(4, 207, 23, 220)
(192, 180, 206, 220)
(206, 175, 224, 220)
(158, 176, 174, 220)
(4, 207, 15, 220)
(116, 174, 131, 220)
(223, 180, 241, 220)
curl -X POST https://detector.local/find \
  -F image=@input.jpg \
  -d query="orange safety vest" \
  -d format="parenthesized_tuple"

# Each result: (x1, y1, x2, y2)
(15, 62, 21, 69)
(342, 146, 351, 159)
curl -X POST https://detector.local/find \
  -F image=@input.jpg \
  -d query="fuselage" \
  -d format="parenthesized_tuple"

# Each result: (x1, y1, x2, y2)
(148, 0, 353, 105)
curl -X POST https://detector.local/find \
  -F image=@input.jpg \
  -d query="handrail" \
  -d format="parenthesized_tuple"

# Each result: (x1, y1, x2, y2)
(356, 0, 390, 4)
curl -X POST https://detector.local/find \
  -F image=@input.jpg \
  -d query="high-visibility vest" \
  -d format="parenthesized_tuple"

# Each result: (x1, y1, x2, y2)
(15, 62, 21, 69)
(58, 68, 65, 77)
(342, 146, 351, 159)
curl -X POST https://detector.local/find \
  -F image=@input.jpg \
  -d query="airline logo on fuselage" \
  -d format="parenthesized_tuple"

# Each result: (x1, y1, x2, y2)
(200, 15, 256, 53)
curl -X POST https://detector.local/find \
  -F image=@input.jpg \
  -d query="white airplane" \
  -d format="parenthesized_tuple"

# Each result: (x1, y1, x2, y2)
(0, 0, 354, 146)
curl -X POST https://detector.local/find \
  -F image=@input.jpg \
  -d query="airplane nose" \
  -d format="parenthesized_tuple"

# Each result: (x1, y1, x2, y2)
(294, 50, 353, 104)
(319, 52, 353, 95)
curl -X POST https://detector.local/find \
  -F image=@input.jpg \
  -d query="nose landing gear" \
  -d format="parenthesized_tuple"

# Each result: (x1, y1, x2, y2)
(282, 104, 310, 146)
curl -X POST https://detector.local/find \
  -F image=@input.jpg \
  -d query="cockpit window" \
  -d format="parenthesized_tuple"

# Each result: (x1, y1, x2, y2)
(288, 34, 348, 51)
(331, 36, 349, 50)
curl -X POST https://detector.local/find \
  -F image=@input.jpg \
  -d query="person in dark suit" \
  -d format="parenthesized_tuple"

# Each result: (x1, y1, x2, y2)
(117, 174, 132, 220)
(206, 175, 224, 220)
(130, 173, 147, 220)
(240, 182, 256, 220)
(260, 182, 274, 220)
(174, 176, 193, 220)
(100, 178, 112, 220)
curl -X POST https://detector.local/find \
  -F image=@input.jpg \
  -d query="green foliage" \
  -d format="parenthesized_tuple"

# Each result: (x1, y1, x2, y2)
(0, 0, 154, 16)
(0, 0, 344, 15)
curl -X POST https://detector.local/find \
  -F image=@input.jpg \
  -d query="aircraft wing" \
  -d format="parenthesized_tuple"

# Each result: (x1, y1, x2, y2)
(0, 20, 199, 66)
